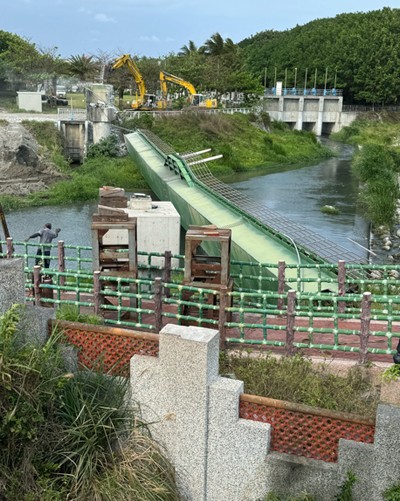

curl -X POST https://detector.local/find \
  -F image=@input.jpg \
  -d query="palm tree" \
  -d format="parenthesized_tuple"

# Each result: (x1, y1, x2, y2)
(178, 40, 199, 56)
(201, 33, 237, 56)
(201, 33, 225, 56)
(65, 54, 99, 81)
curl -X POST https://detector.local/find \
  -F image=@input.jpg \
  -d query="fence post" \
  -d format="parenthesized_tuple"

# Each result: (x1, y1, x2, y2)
(164, 250, 172, 298)
(359, 291, 371, 364)
(33, 265, 41, 306)
(93, 270, 101, 316)
(154, 277, 163, 332)
(58, 240, 65, 286)
(338, 260, 346, 313)
(278, 260, 286, 310)
(218, 285, 228, 350)
(285, 289, 296, 356)
(6, 237, 13, 259)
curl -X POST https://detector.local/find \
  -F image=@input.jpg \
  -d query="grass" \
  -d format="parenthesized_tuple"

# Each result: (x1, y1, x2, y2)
(122, 112, 332, 176)
(0, 304, 179, 500)
(220, 351, 380, 418)
(332, 114, 400, 228)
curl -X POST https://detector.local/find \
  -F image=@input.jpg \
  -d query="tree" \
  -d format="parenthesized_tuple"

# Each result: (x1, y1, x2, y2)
(0, 30, 43, 90)
(178, 40, 200, 56)
(65, 54, 99, 82)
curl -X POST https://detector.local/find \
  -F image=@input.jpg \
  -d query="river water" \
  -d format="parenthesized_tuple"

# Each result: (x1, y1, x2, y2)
(229, 139, 369, 260)
(4, 140, 370, 261)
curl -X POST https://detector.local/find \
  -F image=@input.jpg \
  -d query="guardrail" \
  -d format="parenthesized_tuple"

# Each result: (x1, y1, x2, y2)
(3, 239, 400, 361)
(58, 108, 87, 120)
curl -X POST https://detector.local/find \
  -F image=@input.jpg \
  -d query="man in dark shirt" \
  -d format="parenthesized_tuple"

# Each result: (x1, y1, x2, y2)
(25, 223, 61, 268)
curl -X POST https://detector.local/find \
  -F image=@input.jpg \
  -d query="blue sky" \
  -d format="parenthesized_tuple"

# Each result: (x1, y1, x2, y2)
(2, 0, 398, 59)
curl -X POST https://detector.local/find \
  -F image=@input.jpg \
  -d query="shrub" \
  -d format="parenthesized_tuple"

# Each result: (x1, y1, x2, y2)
(0, 305, 179, 500)
(87, 134, 120, 158)
(219, 351, 379, 417)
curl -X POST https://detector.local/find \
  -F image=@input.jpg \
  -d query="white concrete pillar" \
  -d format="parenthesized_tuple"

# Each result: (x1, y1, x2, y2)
(130, 324, 271, 501)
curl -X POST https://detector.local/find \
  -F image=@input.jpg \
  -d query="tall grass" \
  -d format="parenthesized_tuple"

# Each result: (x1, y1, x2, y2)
(122, 112, 331, 175)
(0, 305, 179, 500)
(220, 351, 379, 418)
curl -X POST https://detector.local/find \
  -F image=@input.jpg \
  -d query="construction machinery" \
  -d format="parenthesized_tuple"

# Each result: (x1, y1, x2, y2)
(112, 54, 157, 110)
(159, 71, 217, 109)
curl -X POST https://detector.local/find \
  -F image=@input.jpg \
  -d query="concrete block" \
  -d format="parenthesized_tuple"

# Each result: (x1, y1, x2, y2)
(207, 377, 271, 501)
(371, 404, 400, 499)
(264, 452, 337, 500)
(0, 258, 25, 315)
(16, 304, 55, 345)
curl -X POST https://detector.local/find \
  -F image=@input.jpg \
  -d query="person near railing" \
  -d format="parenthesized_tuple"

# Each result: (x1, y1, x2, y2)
(25, 223, 61, 268)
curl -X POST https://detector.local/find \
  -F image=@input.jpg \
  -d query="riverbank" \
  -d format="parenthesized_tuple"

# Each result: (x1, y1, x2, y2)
(0, 112, 333, 211)
(332, 112, 400, 264)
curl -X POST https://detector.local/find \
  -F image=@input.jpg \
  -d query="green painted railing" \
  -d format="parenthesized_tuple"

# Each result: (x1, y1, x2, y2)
(3, 239, 400, 360)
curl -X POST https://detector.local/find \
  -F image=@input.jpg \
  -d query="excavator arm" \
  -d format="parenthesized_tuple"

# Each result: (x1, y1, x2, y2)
(113, 54, 147, 107)
(159, 71, 197, 97)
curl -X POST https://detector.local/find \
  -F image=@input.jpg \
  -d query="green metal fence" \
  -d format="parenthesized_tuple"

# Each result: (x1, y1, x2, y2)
(2, 239, 400, 360)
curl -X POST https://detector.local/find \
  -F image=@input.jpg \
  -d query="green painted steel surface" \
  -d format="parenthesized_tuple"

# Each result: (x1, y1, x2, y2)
(124, 130, 336, 291)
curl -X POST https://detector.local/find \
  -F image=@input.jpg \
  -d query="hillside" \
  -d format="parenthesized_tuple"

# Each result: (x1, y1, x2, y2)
(239, 8, 400, 105)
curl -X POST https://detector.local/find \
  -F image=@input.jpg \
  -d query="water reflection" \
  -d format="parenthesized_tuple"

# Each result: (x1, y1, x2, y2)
(229, 141, 369, 257)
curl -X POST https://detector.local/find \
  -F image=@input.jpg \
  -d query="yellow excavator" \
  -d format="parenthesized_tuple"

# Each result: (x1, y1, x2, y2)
(159, 70, 217, 109)
(112, 54, 158, 110)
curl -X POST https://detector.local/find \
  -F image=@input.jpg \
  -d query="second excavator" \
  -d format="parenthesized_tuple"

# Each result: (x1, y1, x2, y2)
(159, 71, 217, 109)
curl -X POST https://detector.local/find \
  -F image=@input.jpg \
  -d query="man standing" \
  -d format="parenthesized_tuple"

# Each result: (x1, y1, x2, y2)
(25, 223, 61, 268)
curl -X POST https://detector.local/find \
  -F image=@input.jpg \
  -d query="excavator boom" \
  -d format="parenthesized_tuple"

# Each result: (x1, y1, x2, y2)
(159, 70, 217, 109)
(160, 71, 197, 96)
(113, 54, 147, 108)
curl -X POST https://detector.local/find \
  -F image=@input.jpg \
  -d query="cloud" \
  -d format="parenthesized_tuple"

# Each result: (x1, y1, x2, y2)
(139, 35, 161, 42)
(94, 13, 117, 23)
(78, 7, 92, 14)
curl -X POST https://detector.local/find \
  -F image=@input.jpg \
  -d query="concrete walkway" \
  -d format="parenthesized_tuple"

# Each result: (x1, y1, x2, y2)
(0, 110, 59, 123)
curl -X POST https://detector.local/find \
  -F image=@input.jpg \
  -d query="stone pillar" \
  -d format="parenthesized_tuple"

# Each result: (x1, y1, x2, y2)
(315, 97, 324, 136)
(0, 258, 25, 315)
(130, 324, 270, 501)
(295, 96, 305, 131)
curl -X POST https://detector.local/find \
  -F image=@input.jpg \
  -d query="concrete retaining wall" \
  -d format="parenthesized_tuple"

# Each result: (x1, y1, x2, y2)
(130, 323, 400, 501)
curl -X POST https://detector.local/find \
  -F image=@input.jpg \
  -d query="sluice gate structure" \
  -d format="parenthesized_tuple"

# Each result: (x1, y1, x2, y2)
(124, 129, 367, 291)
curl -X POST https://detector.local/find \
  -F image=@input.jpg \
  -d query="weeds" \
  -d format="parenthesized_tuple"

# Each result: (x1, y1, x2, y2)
(55, 304, 103, 325)
(0, 305, 179, 500)
(220, 351, 379, 417)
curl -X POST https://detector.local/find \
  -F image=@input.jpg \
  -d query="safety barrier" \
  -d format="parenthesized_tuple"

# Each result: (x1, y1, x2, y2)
(3, 238, 400, 360)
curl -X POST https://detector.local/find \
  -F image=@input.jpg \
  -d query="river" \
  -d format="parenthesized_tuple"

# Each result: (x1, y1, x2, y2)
(4, 140, 370, 261)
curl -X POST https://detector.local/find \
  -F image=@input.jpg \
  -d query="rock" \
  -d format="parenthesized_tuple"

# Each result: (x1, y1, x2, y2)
(0, 122, 65, 195)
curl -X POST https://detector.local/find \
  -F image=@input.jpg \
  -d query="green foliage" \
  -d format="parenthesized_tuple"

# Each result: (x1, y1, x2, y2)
(239, 8, 400, 105)
(122, 112, 331, 176)
(352, 143, 400, 227)
(383, 483, 400, 501)
(382, 364, 400, 383)
(336, 471, 357, 501)
(0, 305, 179, 500)
(55, 304, 103, 325)
(21, 120, 70, 171)
(219, 352, 379, 417)
(87, 134, 120, 158)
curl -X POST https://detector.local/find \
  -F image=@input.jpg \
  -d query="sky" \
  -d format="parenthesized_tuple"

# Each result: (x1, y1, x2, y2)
(2, 0, 398, 59)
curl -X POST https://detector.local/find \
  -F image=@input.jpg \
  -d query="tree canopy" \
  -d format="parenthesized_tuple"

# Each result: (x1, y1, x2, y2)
(1, 8, 400, 105)
(239, 7, 400, 104)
